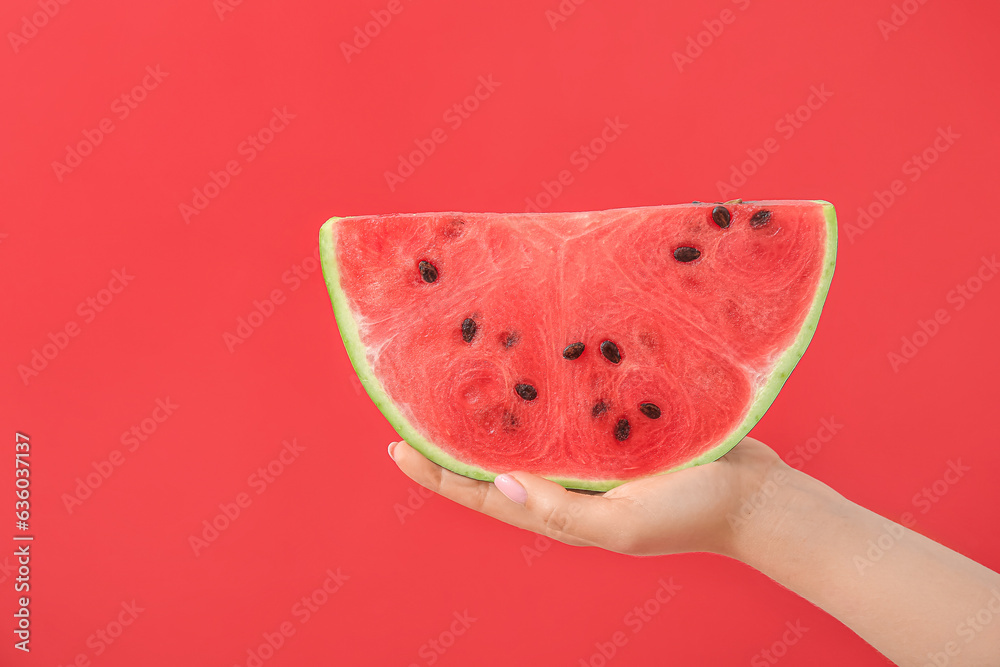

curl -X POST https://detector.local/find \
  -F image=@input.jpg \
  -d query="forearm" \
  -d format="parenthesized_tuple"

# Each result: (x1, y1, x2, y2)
(729, 464, 1000, 667)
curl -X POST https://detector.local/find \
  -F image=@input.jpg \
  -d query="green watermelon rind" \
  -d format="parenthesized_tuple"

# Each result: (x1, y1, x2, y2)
(669, 201, 838, 479)
(319, 218, 495, 485)
(319, 201, 837, 492)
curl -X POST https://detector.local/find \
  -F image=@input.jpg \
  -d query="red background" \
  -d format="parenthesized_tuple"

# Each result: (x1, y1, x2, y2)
(3, 0, 999, 665)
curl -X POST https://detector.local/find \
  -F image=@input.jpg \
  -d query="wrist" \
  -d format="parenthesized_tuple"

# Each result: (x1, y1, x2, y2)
(722, 460, 843, 565)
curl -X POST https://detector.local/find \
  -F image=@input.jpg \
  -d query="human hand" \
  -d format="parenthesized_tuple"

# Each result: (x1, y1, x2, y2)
(388, 436, 784, 557)
(391, 437, 1000, 666)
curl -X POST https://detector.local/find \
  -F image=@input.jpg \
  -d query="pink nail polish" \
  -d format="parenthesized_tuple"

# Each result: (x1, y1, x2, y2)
(494, 474, 527, 505)
(387, 442, 397, 460)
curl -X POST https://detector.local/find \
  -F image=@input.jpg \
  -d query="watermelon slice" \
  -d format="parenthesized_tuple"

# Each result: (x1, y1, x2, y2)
(320, 201, 836, 491)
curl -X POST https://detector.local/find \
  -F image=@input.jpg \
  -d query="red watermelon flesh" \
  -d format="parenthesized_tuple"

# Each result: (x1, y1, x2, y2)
(320, 201, 837, 490)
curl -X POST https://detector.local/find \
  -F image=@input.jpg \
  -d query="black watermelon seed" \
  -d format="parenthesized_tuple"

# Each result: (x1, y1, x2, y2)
(673, 247, 701, 262)
(514, 383, 537, 401)
(418, 260, 438, 283)
(591, 400, 608, 417)
(711, 206, 731, 229)
(639, 403, 662, 419)
(562, 342, 585, 360)
(750, 210, 772, 228)
(502, 331, 520, 348)
(461, 318, 477, 343)
(614, 418, 631, 441)
(600, 340, 622, 364)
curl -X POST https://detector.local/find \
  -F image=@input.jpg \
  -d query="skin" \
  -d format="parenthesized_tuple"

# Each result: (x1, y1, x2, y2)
(390, 437, 1000, 666)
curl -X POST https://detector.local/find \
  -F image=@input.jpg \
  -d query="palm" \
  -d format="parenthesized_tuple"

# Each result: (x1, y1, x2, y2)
(391, 436, 782, 557)
(598, 437, 781, 554)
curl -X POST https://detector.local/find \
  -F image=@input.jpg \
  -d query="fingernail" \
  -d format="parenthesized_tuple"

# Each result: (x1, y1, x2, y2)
(494, 474, 527, 505)
(387, 442, 398, 460)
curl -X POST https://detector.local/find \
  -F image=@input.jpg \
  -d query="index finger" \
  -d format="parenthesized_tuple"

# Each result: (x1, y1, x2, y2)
(390, 441, 631, 549)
